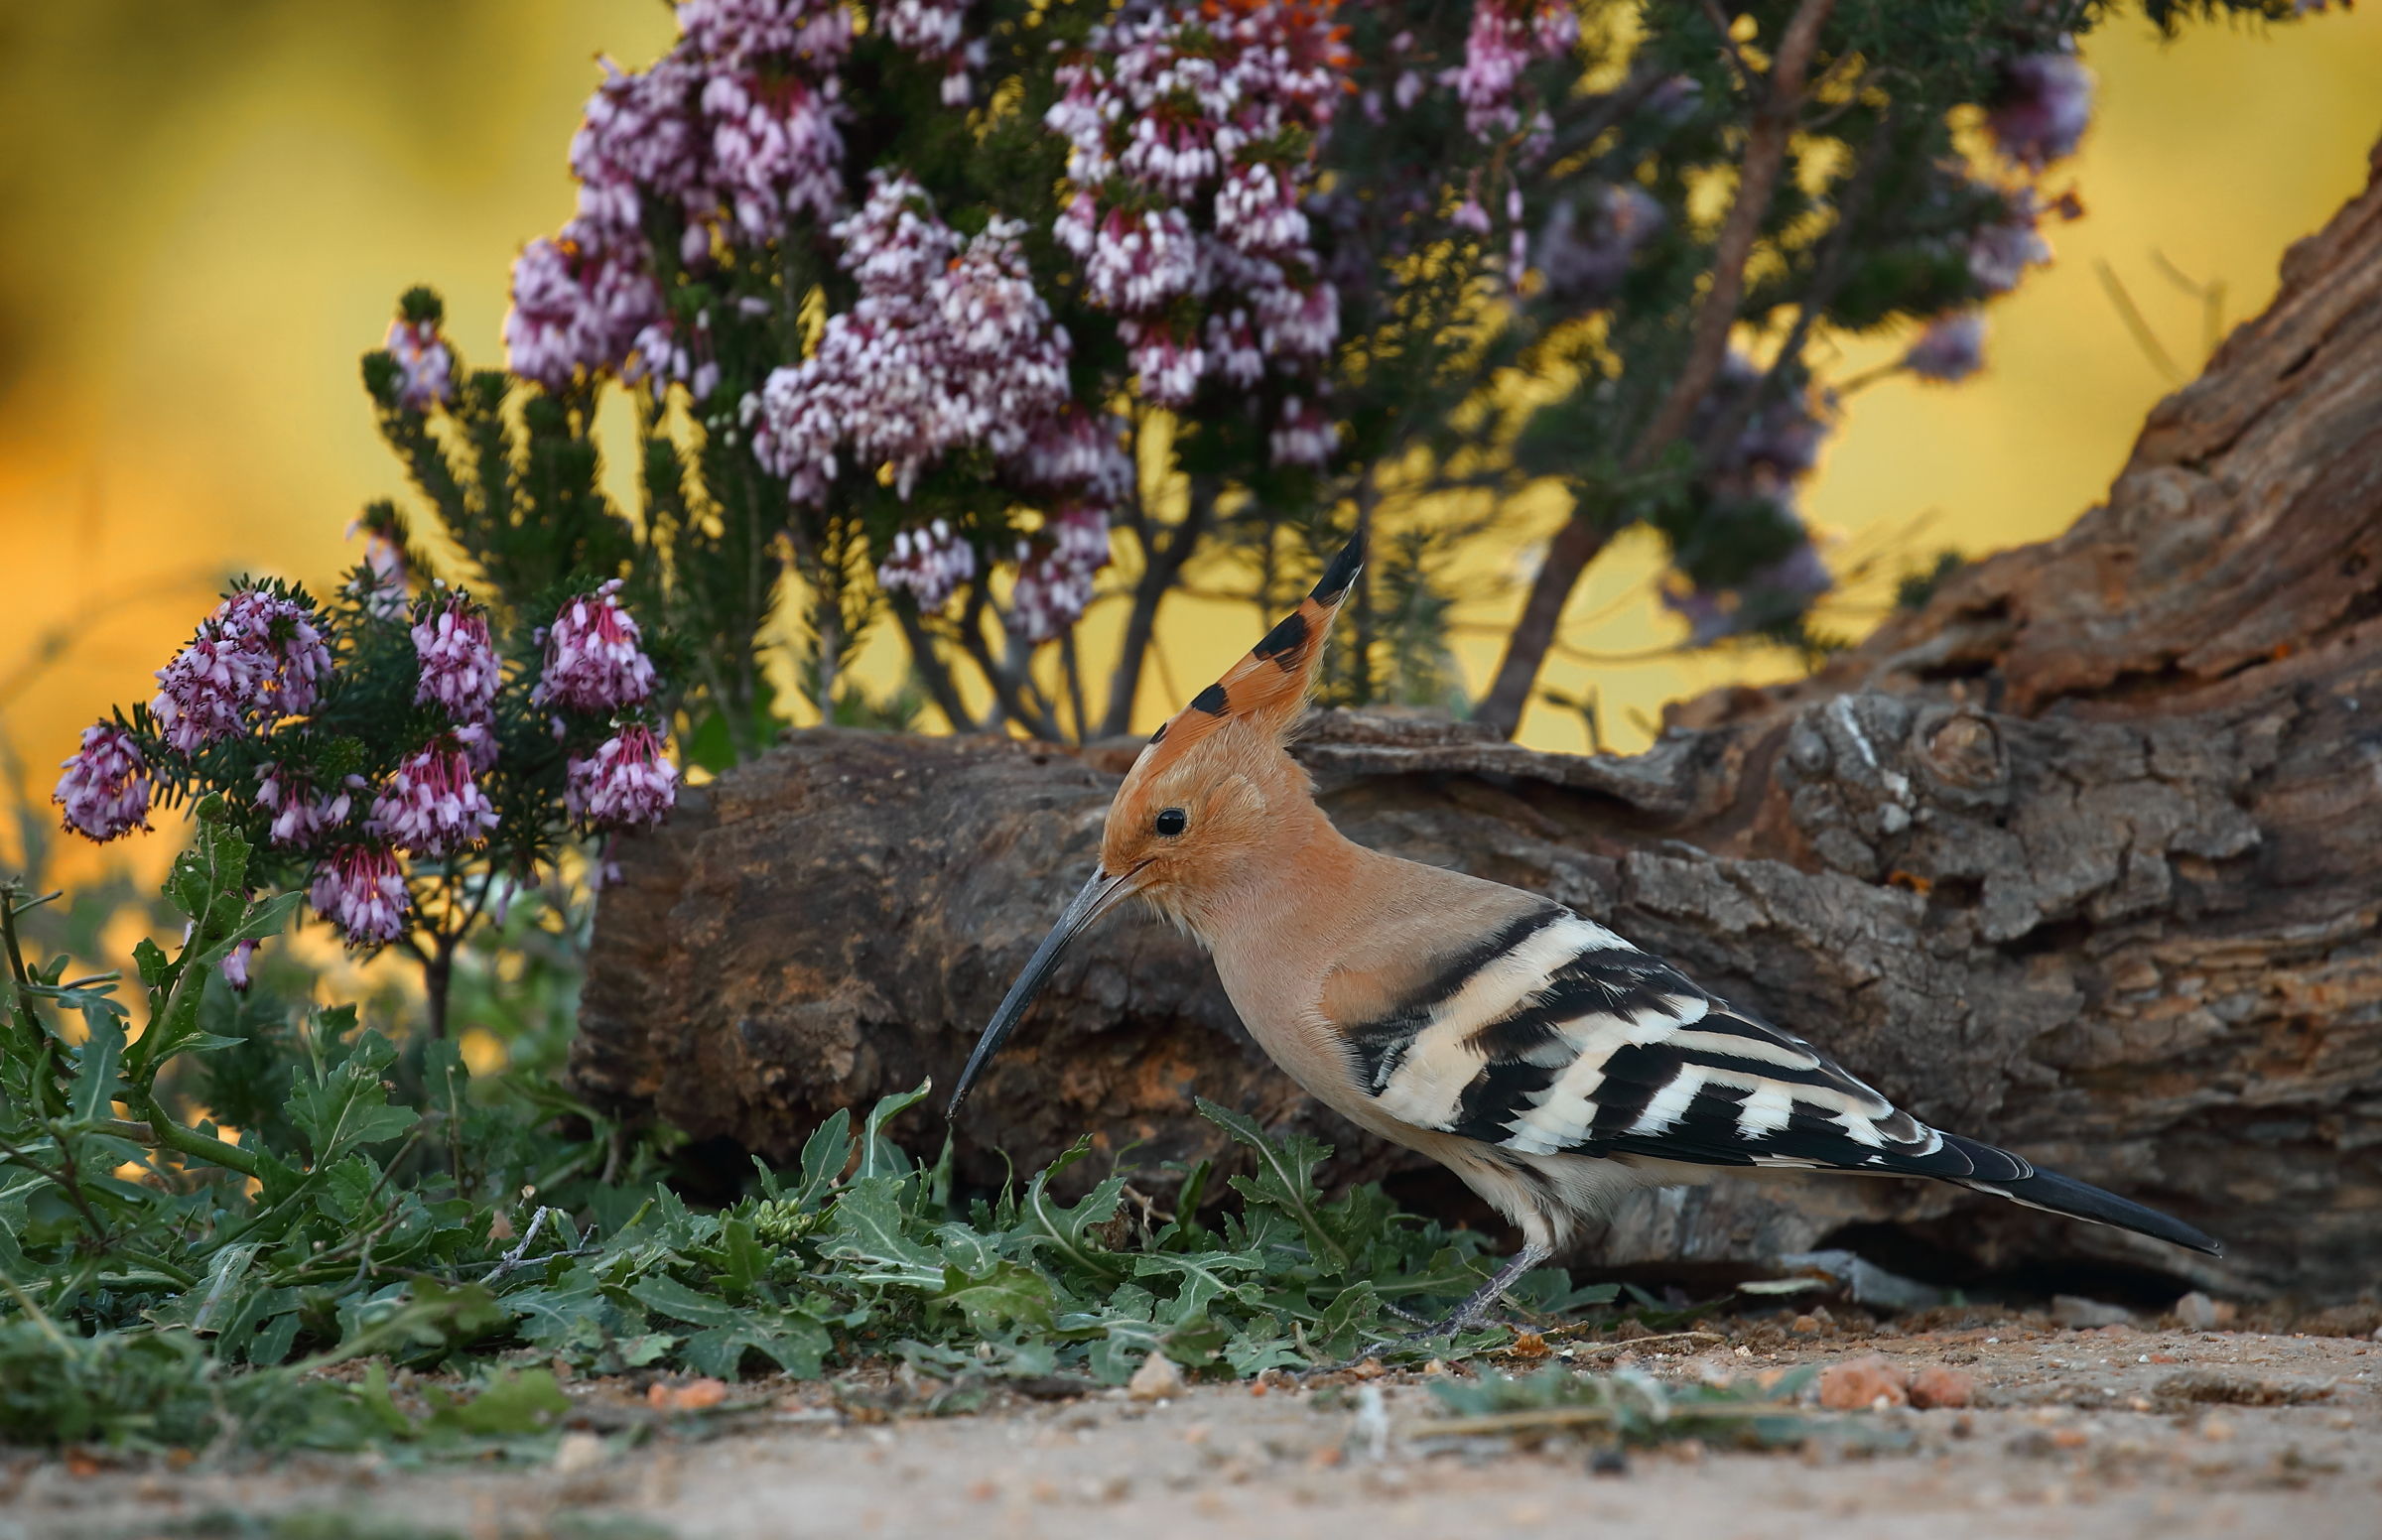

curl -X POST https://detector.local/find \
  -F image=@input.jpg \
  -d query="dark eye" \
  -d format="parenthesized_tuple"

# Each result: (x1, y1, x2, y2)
(1153, 808, 1188, 837)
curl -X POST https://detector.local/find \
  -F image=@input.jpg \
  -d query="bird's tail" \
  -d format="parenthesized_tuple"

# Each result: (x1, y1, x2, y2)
(1955, 1151, 2222, 1256)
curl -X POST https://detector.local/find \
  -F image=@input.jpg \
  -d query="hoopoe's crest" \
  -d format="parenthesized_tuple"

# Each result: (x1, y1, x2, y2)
(952, 525, 2219, 1329)
(1095, 533, 1362, 914)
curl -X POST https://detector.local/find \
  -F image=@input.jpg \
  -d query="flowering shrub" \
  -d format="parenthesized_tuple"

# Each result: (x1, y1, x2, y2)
(346, 0, 2309, 749)
(54, 569, 677, 1029)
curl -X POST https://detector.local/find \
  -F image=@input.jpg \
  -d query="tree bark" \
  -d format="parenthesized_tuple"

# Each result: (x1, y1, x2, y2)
(575, 141, 2382, 1303)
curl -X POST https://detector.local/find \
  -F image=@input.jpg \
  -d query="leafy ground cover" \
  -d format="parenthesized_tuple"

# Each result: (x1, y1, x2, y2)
(0, 805, 1799, 1458)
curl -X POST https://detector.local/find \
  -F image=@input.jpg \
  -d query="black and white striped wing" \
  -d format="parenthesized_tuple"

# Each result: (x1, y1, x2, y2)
(1346, 906, 2029, 1184)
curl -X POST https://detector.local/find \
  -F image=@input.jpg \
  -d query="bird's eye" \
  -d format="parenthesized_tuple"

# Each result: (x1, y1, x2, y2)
(1154, 808, 1188, 837)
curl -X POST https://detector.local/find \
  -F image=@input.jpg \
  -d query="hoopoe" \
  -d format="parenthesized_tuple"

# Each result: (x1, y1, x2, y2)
(950, 532, 2219, 1330)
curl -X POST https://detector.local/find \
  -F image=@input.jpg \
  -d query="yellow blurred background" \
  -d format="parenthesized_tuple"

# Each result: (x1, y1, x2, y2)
(2, 0, 2378, 858)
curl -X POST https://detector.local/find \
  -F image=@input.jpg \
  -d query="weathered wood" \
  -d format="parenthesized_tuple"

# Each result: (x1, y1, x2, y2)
(573, 140, 2382, 1302)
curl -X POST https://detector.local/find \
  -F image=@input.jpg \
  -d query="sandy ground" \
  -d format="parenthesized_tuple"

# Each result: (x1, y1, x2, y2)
(8, 1318, 2380, 1540)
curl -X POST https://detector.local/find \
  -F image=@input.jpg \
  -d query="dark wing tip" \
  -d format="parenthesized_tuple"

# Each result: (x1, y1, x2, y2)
(1309, 528, 1365, 604)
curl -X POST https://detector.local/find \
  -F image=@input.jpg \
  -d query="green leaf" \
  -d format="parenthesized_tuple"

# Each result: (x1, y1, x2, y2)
(857, 1080, 932, 1181)
(1015, 1138, 1126, 1281)
(1198, 1097, 1350, 1273)
(419, 1367, 570, 1438)
(708, 1217, 772, 1300)
(1133, 1250, 1262, 1325)
(818, 1175, 942, 1287)
(66, 1017, 126, 1123)
(187, 1241, 265, 1336)
(131, 939, 172, 991)
(289, 1029, 419, 1162)
(681, 1316, 831, 1380)
(933, 1260, 1057, 1333)
(627, 1274, 749, 1331)
(793, 1107, 853, 1205)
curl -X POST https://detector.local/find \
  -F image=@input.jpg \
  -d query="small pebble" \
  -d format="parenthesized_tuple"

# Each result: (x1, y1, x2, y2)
(1127, 1352, 1185, 1402)
(1818, 1355, 1909, 1411)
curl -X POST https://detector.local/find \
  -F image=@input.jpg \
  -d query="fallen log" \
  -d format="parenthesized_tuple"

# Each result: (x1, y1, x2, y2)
(572, 138, 2382, 1303)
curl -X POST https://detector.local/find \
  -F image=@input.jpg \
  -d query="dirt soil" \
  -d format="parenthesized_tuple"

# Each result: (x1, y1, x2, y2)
(9, 1317, 2381, 1540)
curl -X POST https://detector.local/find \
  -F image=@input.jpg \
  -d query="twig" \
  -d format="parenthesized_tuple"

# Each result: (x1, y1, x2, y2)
(1541, 1328, 1727, 1353)
(482, 1204, 559, 1284)
(2095, 259, 2182, 381)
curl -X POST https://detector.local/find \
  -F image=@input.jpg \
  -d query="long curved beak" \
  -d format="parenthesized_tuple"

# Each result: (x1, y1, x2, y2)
(947, 865, 1143, 1120)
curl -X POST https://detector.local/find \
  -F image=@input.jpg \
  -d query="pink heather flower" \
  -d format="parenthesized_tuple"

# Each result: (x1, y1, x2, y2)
(1904, 312, 1988, 383)
(1085, 206, 1202, 312)
(1969, 189, 2055, 295)
(255, 763, 356, 848)
(1124, 321, 1206, 408)
(881, 0, 981, 102)
(534, 579, 657, 713)
(383, 319, 455, 411)
(371, 740, 499, 857)
(753, 177, 1077, 504)
(628, 311, 721, 403)
(1536, 184, 1665, 303)
(1015, 409, 1133, 505)
(1047, 502, 1111, 575)
(411, 591, 501, 723)
(150, 589, 333, 753)
(702, 67, 847, 242)
(309, 843, 410, 947)
(219, 938, 257, 991)
(877, 520, 978, 613)
(502, 224, 662, 389)
(1449, 1, 1577, 139)
(1005, 504, 1111, 644)
(345, 517, 410, 620)
(1205, 308, 1264, 389)
(1269, 396, 1336, 469)
(679, 0, 854, 71)
(54, 722, 151, 842)
(1988, 45, 2093, 171)
(1008, 544, 1098, 646)
(567, 723, 679, 830)
(1045, 3, 1348, 412)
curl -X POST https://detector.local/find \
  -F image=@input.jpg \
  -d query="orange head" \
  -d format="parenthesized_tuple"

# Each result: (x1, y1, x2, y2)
(947, 530, 1364, 1118)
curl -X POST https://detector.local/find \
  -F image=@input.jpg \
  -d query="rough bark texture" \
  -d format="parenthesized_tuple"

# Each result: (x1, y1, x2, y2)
(575, 142, 2382, 1304)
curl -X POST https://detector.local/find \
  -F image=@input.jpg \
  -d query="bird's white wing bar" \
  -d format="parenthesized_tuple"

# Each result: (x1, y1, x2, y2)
(1344, 904, 2027, 1183)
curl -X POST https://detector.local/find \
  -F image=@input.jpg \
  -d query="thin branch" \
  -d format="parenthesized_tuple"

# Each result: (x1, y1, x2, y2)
(2096, 259, 2183, 381)
(891, 603, 977, 733)
(1474, 0, 1837, 739)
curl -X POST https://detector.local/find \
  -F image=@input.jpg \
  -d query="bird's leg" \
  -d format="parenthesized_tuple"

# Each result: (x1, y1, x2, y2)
(1431, 1239, 1553, 1335)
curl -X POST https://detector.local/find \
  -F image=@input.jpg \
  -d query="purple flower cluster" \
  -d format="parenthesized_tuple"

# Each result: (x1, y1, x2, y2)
(371, 739, 500, 857)
(150, 589, 333, 753)
(384, 317, 456, 411)
(568, 723, 679, 831)
(1968, 187, 2057, 296)
(877, 520, 978, 614)
(534, 579, 657, 714)
(1045, 3, 1348, 460)
(1660, 354, 1838, 644)
(504, 2, 850, 389)
(880, 0, 983, 105)
(256, 763, 357, 848)
(1904, 312, 1987, 384)
(751, 174, 1101, 506)
(1988, 44, 2093, 171)
(53, 722, 151, 842)
(1008, 503, 1112, 643)
(309, 843, 411, 947)
(412, 589, 501, 724)
(1448, 0, 1578, 140)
